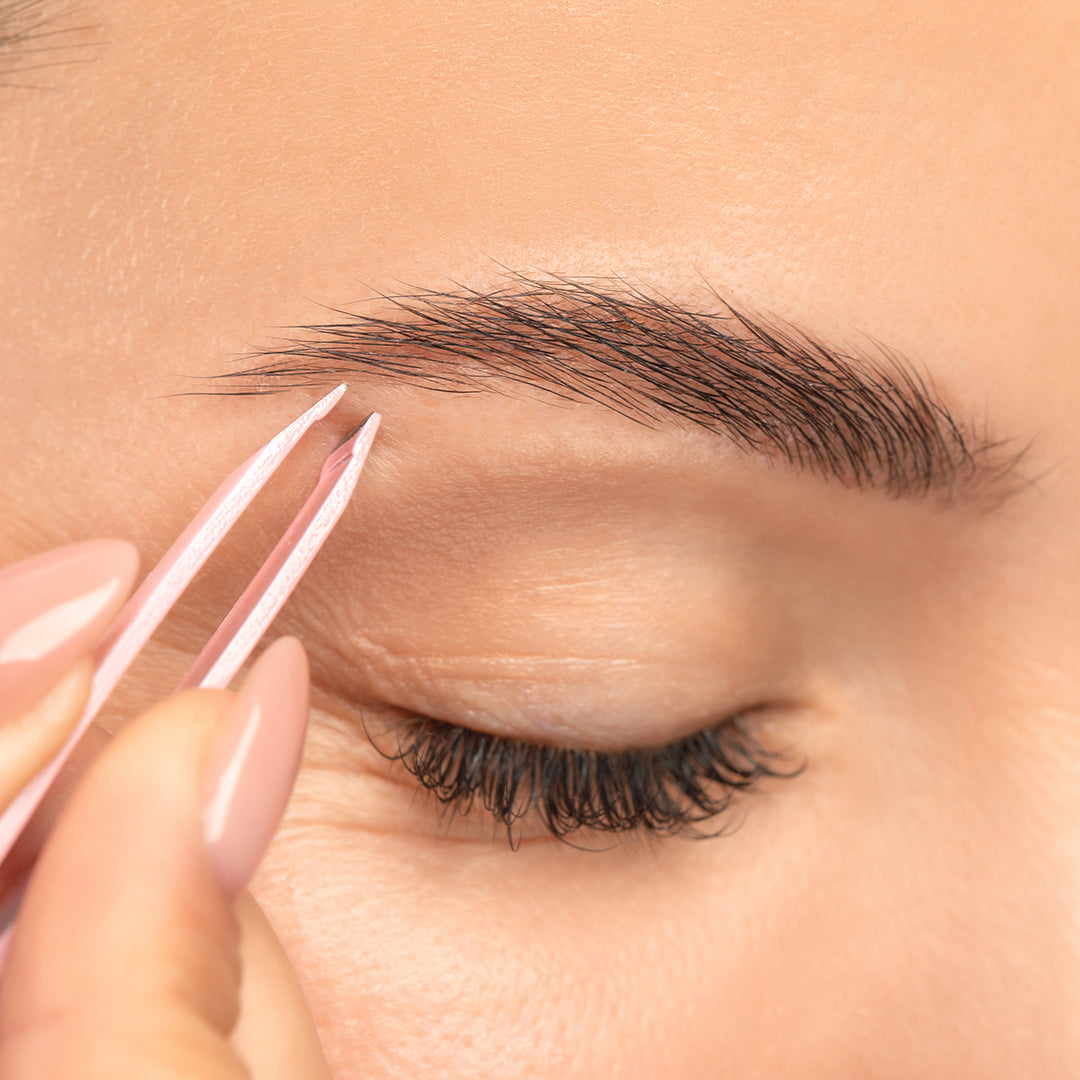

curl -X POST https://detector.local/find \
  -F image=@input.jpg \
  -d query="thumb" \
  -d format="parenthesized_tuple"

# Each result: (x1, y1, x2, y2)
(0, 637, 329, 1080)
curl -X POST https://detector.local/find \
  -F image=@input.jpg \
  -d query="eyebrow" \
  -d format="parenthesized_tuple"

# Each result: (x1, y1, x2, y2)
(211, 275, 1021, 502)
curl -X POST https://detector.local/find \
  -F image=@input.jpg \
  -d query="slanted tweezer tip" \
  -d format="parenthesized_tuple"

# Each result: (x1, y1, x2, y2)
(354, 411, 382, 449)
(335, 422, 363, 449)
(286, 383, 347, 430)
(334, 411, 381, 451)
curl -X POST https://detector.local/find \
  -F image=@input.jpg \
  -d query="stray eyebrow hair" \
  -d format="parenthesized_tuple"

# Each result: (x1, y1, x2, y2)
(214, 275, 1020, 502)
(0, 1, 100, 92)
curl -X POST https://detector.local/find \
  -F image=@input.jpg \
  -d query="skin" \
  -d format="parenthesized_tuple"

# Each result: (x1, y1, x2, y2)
(1, 0, 1079, 1075)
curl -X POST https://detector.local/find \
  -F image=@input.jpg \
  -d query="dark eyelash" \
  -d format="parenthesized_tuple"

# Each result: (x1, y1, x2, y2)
(372, 713, 800, 845)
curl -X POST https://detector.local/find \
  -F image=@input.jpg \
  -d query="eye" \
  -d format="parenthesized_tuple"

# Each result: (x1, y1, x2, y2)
(364, 710, 802, 846)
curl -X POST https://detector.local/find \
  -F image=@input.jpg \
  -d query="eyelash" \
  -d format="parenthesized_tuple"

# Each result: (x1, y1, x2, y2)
(373, 712, 798, 844)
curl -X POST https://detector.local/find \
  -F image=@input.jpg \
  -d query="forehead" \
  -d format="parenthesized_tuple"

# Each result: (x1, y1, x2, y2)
(5, 0, 1078, 436)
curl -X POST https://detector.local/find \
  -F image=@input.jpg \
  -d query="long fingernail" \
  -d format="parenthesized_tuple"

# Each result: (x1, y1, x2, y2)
(0, 540, 139, 727)
(201, 637, 310, 897)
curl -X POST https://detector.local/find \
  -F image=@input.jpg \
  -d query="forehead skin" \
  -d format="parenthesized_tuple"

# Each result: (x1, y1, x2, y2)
(2, 1, 1080, 1077)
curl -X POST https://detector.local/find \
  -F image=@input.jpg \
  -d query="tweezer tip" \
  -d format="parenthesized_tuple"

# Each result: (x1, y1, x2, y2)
(335, 412, 381, 451)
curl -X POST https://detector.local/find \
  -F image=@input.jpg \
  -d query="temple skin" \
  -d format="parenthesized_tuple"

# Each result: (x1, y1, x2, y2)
(1, 0, 1079, 1076)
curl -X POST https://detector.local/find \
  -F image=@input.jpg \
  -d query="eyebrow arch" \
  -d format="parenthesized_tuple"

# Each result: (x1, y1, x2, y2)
(210, 274, 1022, 503)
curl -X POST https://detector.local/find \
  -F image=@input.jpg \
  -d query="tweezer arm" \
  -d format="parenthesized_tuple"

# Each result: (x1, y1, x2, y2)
(0, 385, 371, 866)
(178, 417, 380, 691)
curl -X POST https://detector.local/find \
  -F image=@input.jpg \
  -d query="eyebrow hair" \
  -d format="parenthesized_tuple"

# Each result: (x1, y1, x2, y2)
(211, 275, 1021, 503)
(0, 1, 100, 92)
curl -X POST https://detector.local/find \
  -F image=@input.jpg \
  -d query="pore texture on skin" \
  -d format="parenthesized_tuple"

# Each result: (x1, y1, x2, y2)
(0, 0, 1078, 1075)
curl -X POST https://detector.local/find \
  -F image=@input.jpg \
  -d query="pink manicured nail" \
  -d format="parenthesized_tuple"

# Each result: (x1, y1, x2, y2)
(0, 540, 139, 727)
(201, 637, 310, 897)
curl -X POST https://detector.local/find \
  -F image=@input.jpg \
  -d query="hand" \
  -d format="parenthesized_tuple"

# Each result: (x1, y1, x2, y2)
(0, 541, 331, 1079)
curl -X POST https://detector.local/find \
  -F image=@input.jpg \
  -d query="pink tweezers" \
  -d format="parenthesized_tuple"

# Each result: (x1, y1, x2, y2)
(0, 385, 378, 951)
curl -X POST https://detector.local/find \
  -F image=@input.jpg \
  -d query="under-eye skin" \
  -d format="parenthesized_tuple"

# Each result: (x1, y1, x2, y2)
(370, 712, 801, 845)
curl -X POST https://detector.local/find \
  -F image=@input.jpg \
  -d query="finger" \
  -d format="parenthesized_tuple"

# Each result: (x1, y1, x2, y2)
(0, 660, 91, 809)
(0, 540, 138, 729)
(232, 892, 331, 1080)
(0, 704, 116, 915)
(0, 686, 242, 1080)
(0, 539, 138, 876)
(0, 638, 326, 1080)
(0, 661, 94, 915)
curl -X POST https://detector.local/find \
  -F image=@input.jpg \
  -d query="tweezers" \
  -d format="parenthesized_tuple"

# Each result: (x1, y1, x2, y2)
(0, 385, 378, 946)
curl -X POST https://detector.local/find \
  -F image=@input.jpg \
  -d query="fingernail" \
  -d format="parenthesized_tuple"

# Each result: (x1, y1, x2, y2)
(201, 637, 310, 897)
(0, 540, 139, 726)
